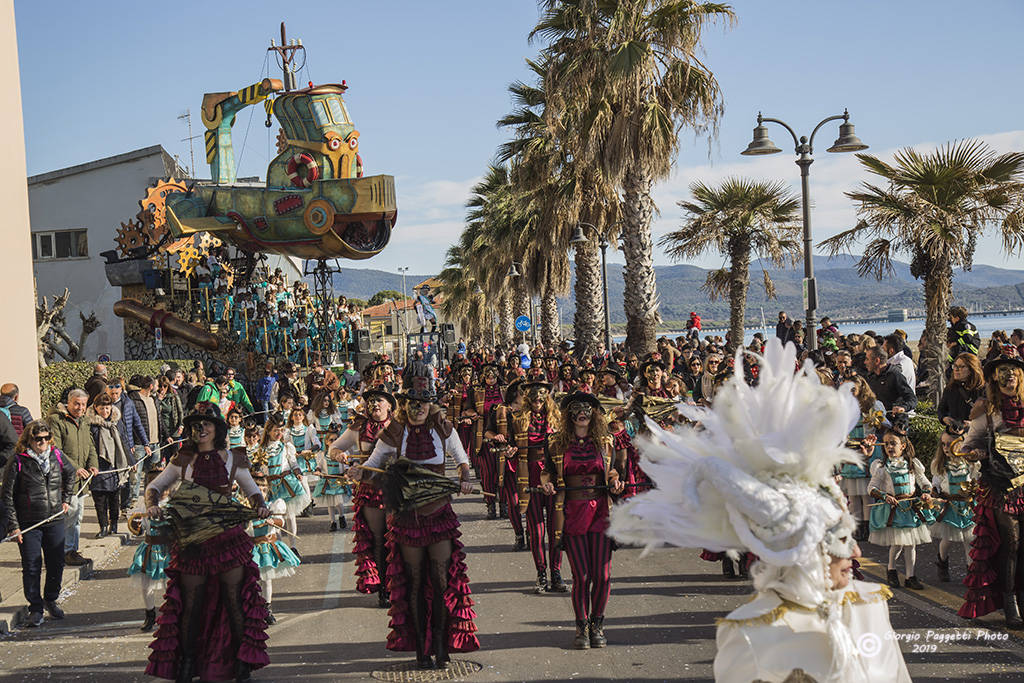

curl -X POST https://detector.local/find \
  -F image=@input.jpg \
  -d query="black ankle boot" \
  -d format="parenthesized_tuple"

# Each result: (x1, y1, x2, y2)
(549, 569, 569, 593)
(887, 569, 900, 588)
(589, 615, 607, 648)
(722, 557, 736, 579)
(141, 608, 156, 631)
(513, 535, 527, 551)
(535, 568, 548, 594)
(377, 589, 389, 609)
(1005, 592, 1024, 627)
(434, 630, 450, 670)
(936, 556, 950, 582)
(176, 656, 195, 683)
(234, 660, 251, 682)
(486, 501, 497, 520)
(573, 619, 590, 649)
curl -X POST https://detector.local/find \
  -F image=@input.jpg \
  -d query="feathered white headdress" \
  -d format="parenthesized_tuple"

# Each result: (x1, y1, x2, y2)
(610, 338, 861, 596)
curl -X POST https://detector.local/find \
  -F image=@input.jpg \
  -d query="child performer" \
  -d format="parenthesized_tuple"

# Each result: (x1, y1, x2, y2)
(227, 408, 245, 448)
(869, 429, 935, 589)
(930, 427, 978, 582)
(260, 414, 310, 557)
(285, 409, 320, 517)
(127, 469, 172, 631)
(250, 474, 301, 625)
(840, 376, 888, 541)
(313, 422, 349, 531)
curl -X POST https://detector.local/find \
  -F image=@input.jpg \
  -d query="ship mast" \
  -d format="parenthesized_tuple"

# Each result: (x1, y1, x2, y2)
(268, 22, 304, 92)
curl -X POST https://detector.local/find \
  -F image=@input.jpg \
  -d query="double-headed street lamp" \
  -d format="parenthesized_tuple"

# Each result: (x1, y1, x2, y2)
(569, 222, 611, 355)
(741, 109, 868, 351)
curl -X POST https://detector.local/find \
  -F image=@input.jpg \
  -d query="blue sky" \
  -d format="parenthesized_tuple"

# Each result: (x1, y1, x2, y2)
(15, 0, 1024, 276)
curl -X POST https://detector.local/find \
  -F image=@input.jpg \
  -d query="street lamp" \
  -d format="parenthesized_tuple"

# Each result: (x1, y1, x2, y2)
(570, 222, 612, 355)
(398, 266, 409, 364)
(741, 109, 868, 351)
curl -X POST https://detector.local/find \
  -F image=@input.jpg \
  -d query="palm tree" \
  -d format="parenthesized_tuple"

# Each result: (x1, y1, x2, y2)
(821, 139, 1024, 400)
(437, 239, 490, 342)
(535, 0, 734, 353)
(661, 178, 801, 350)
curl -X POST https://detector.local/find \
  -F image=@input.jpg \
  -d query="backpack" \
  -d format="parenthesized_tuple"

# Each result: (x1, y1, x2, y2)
(254, 375, 277, 402)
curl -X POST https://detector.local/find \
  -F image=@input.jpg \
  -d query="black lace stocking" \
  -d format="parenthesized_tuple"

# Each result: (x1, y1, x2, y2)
(179, 574, 208, 658)
(219, 566, 246, 655)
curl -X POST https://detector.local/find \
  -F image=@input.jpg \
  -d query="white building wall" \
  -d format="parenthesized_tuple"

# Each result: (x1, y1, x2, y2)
(28, 147, 177, 361)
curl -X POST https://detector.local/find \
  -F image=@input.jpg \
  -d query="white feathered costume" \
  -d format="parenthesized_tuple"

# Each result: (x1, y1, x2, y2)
(609, 339, 910, 683)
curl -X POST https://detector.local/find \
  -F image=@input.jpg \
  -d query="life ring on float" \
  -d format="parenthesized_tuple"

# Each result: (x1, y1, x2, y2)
(286, 152, 319, 188)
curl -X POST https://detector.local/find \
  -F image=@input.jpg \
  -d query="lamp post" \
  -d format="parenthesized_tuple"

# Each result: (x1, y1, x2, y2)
(570, 222, 612, 355)
(507, 262, 530, 345)
(398, 266, 409, 364)
(741, 109, 868, 351)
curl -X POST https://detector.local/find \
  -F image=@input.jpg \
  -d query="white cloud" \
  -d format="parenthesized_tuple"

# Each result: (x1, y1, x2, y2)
(649, 129, 1024, 269)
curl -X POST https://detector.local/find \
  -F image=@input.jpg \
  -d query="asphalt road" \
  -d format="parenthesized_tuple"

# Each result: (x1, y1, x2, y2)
(2, 494, 1024, 682)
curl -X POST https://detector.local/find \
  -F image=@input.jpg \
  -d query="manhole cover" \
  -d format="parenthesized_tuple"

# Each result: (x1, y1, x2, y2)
(371, 659, 483, 682)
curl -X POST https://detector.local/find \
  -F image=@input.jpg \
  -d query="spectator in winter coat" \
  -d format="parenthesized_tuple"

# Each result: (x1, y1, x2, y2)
(0, 419, 76, 626)
(0, 411, 16, 468)
(863, 347, 917, 414)
(946, 305, 981, 364)
(155, 376, 183, 461)
(0, 383, 34, 436)
(127, 376, 159, 472)
(83, 364, 109, 404)
(86, 395, 130, 538)
(884, 334, 916, 390)
(46, 390, 98, 566)
(107, 379, 149, 510)
(252, 362, 278, 425)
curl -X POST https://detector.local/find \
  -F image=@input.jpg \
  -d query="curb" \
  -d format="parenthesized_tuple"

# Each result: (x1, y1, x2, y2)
(0, 532, 130, 635)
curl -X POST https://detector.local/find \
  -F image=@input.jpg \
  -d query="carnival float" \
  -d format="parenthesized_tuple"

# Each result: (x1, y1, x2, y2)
(104, 24, 396, 371)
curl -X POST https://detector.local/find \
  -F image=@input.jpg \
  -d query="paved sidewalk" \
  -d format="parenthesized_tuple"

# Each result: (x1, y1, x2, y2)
(0, 495, 135, 633)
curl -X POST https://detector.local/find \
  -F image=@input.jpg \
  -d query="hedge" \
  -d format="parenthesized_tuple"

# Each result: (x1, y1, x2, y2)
(909, 400, 944, 476)
(39, 359, 191, 416)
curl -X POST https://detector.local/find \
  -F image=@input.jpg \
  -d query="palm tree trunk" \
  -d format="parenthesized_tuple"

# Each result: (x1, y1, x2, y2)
(920, 257, 952, 405)
(498, 291, 513, 347)
(621, 166, 660, 355)
(728, 241, 751, 352)
(541, 287, 560, 347)
(514, 278, 530, 345)
(573, 239, 602, 356)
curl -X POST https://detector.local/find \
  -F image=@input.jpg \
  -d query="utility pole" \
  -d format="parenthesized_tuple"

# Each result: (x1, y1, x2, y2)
(268, 22, 305, 92)
(177, 110, 198, 178)
(398, 266, 409, 364)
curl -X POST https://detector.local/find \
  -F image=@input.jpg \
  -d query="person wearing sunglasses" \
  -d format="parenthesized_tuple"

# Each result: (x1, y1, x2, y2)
(351, 380, 478, 670)
(0, 420, 77, 627)
(542, 392, 623, 649)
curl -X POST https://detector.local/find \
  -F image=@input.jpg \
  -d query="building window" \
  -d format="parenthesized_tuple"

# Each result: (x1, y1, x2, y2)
(32, 229, 88, 261)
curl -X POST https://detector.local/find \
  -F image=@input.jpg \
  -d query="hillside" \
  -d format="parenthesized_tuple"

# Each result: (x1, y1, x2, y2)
(322, 257, 1024, 327)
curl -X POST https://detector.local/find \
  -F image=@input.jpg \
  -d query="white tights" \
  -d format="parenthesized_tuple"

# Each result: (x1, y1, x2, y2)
(327, 503, 344, 523)
(938, 538, 972, 566)
(261, 579, 273, 605)
(284, 512, 298, 547)
(888, 545, 918, 576)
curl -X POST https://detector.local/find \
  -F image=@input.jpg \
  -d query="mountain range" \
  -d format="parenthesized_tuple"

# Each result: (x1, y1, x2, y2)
(319, 255, 1024, 327)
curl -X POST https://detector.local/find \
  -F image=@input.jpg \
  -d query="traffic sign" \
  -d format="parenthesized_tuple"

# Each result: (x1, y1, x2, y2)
(514, 315, 532, 332)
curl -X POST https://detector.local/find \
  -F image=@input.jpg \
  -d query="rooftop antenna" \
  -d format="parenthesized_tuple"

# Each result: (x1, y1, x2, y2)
(268, 21, 305, 91)
(177, 109, 199, 178)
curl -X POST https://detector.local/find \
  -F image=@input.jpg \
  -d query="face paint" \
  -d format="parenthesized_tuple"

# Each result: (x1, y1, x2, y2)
(644, 365, 661, 382)
(996, 365, 1020, 389)
(527, 387, 549, 402)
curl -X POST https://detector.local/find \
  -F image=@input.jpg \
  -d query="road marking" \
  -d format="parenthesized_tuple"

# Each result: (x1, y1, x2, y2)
(322, 527, 350, 610)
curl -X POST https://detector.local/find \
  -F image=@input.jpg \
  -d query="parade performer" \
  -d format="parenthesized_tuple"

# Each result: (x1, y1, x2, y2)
(610, 339, 910, 682)
(598, 368, 625, 401)
(514, 381, 568, 593)
(930, 427, 978, 582)
(484, 380, 527, 549)
(634, 359, 671, 399)
(128, 469, 172, 632)
(868, 429, 934, 589)
(250, 474, 301, 626)
(472, 364, 505, 519)
(330, 389, 395, 606)
(553, 363, 577, 394)
(542, 392, 623, 649)
(259, 415, 309, 554)
(610, 414, 650, 502)
(143, 402, 270, 682)
(313, 422, 349, 531)
(447, 363, 478, 461)
(959, 354, 1024, 626)
(226, 408, 245, 449)
(285, 408, 320, 517)
(355, 382, 479, 670)
(841, 376, 888, 541)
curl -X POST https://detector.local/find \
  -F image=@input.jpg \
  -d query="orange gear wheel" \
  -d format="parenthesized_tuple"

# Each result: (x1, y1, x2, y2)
(139, 178, 187, 244)
(115, 220, 147, 256)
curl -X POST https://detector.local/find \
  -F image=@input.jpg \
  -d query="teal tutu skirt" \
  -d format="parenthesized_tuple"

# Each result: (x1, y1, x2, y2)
(252, 538, 301, 580)
(128, 541, 169, 581)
